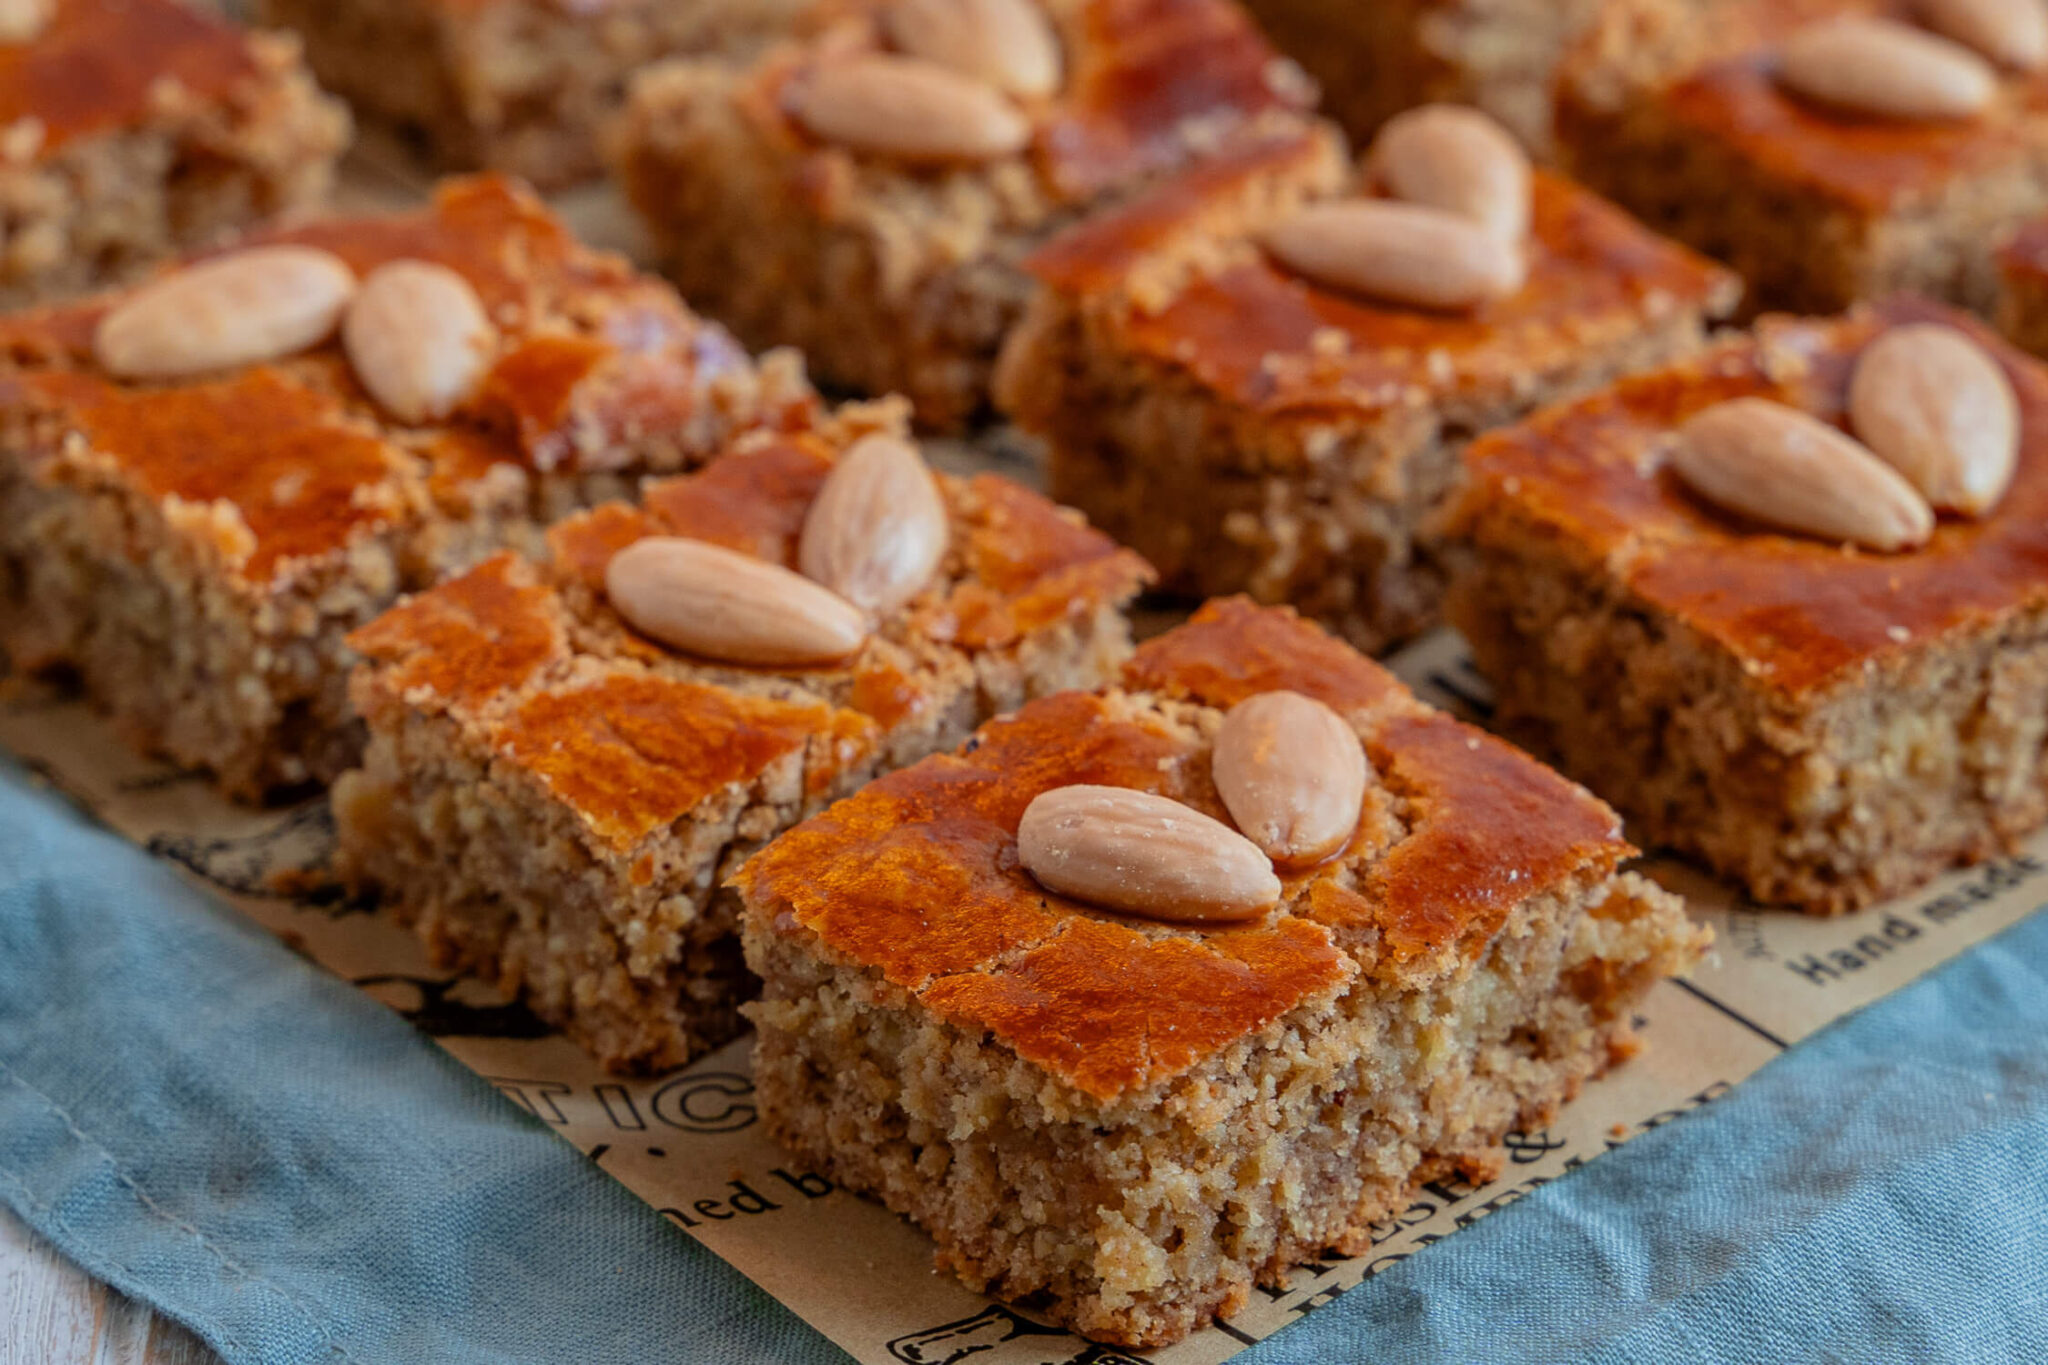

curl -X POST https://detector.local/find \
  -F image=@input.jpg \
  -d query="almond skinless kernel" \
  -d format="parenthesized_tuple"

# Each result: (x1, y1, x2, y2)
(1213, 691, 1369, 867)
(605, 537, 867, 666)
(93, 246, 357, 380)
(1261, 200, 1526, 311)
(1366, 104, 1532, 243)
(1914, 0, 2048, 72)
(798, 432, 950, 615)
(1775, 18, 1997, 122)
(1017, 785, 1282, 924)
(1672, 397, 1936, 552)
(793, 54, 1032, 164)
(1848, 323, 2019, 516)
(886, 0, 1063, 99)
(0, 0, 53, 43)
(343, 260, 497, 424)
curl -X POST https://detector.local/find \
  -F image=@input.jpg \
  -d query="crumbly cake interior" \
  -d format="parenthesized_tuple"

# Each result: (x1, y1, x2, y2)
(259, 0, 806, 188)
(1451, 545, 2048, 914)
(1446, 300, 2048, 913)
(736, 602, 1708, 1345)
(751, 848, 1688, 1345)
(0, 16, 349, 308)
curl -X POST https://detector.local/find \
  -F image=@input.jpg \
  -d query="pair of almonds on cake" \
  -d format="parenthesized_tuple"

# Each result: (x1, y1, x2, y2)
(1671, 323, 2018, 551)
(1775, 1, 2045, 123)
(92, 246, 496, 424)
(1018, 691, 1368, 925)
(1261, 104, 1531, 313)
(605, 434, 948, 666)
(790, 0, 1061, 163)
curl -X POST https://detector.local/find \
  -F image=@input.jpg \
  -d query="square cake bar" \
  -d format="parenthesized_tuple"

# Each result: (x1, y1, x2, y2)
(335, 429, 1151, 1072)
(736, 597, 1707, 1346)
(1240, 0, 1622, 153)
(1556, 0, 2048, 314)
(997, 127, 1736, 654)
(1, 0, 350, 307)
(256, 0, 809, 189)
(1447, 297, 2048, 913)
(0, 176, 824, 798)
(610, 0, 1324, 430)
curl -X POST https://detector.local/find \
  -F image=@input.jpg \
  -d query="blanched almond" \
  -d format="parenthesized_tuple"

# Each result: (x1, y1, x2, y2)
(1261, 201, 1526, 312)
(94, 246, 356, 380)
(1672, 398, 1936, 551)
(798, 433, 949, 615)
(1017, 785, 1282, 924)
(1367, 103, 1532, 242)
(1848, 323, 2018, 516)
(886, 0, 1063, 99)
(1213, 691, 1368, 867)
(0, 0, 53, 43)
(605, 537, 867, 666)
(1915, 0, 2047, 72)
(1776, 18, 1997, 121)
(793, 54, 1032, 163)
(343, 260, 497, 424)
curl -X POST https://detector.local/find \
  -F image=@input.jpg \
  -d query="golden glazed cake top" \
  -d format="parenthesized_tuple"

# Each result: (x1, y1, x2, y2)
(737, 600, 1635, 1103)
(350, 431, 1151, 849)
(0, 0, 265, 157)
(740, 0, 1314, 205)
(1455, 297, 2048, 698)
(1023, 132, 1740, 432)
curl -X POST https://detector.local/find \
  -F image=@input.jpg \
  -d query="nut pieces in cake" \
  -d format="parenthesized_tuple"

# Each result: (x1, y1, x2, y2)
(1671, 325, 2018, 547)
(1774, 17, 1997, 121)
(93, 246, 357, 379)
(342, 261, 497, 424)
(1260, 105, 1531, 311)
(1016, 785, 1283, 923)
(606, 436, 954, 665)
(1020, 690, 1372, 921)
(1847, 323, 2019, 515)
(1212, 690, 1369, 867)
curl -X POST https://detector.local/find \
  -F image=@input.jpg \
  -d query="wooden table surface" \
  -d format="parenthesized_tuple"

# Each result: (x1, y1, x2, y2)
(1, 1205, 220, 1365)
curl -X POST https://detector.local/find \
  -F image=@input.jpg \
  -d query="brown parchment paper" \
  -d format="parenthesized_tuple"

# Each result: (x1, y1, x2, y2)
(4, 147, 2044, 1365)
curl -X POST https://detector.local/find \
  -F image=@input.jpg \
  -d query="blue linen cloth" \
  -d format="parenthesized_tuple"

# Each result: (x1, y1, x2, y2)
(2, 757, 2045, 1365)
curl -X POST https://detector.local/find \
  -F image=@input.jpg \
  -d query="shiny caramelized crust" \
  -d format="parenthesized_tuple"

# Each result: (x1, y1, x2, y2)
(0, 0, 350, 308)
(334, 435, 1149, 1071)
(736, 600, 1705, 1345)
(1448, 297, 2048, 912)
(997, 130, 1735, 651)
(1456, 298, 2048, 699)
(0, 0, 260, 152)
(743, 598, 1640, 1100)
(3, 176, 821, 479)
(0, 176, 821, 797)
(609, 0, 1323, 429)
(1556, 0, 2048, 312)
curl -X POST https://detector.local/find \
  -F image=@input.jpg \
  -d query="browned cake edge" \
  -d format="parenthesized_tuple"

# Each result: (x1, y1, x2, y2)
(1447, 527, 2048, 914)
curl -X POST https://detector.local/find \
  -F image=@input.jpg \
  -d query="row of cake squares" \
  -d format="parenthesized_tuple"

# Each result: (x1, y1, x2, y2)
(6, 4, 2048, 935)
(0, 160, 1717, 1345)
(8, 2, 2048, 1346)
(21, 2, 2048, 406)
